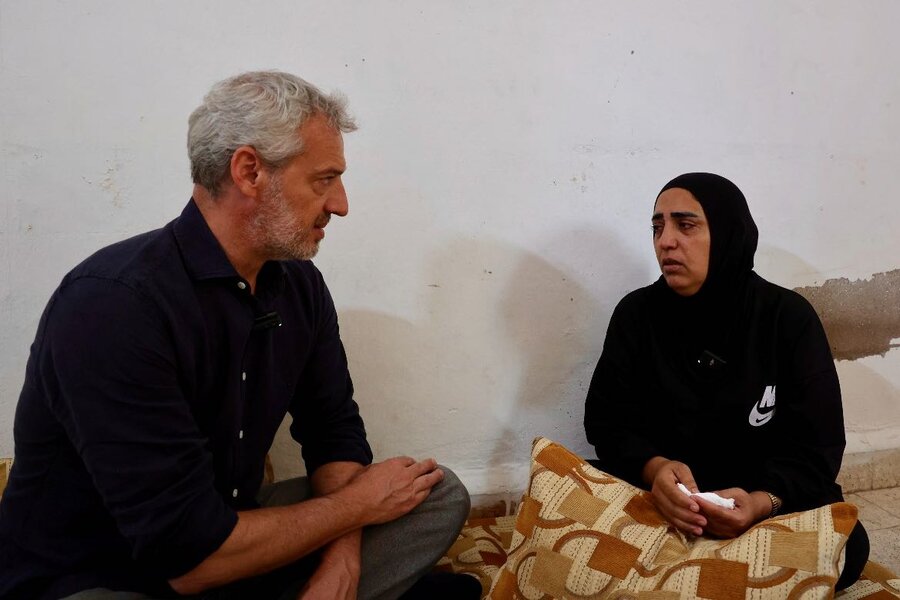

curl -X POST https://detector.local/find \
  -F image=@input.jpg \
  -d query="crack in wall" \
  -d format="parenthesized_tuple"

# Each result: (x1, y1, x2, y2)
(794, 269, 900, 361)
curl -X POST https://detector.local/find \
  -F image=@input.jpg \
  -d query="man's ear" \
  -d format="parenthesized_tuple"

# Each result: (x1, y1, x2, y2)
(230, 145, 266, 198)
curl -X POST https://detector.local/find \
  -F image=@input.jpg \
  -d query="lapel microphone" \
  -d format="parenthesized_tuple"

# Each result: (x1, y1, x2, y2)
(698, 350, 727, 370)
(252, 311, 282, 331)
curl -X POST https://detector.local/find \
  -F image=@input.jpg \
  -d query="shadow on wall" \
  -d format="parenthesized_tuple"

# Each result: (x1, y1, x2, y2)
(270, 229, 648, 486)
(332, 230, 642, 484)
(489, 228, 647, 469)
(837, 359, 900, 444)
(272, 243, 900, 482)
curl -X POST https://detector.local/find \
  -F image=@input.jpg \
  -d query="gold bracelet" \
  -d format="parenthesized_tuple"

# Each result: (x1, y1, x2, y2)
(765, 491, 783, 518)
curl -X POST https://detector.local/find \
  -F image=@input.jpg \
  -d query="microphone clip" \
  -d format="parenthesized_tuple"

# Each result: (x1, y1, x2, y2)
(697, 350, 727, 370)
(252, 311, 282, 331)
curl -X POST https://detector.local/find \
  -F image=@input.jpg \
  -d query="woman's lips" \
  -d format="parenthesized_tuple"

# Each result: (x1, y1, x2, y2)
(662, 259, 684, 273)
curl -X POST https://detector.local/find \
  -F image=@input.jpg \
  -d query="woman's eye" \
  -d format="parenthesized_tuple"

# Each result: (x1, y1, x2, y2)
(651, 225, 662, 236)
(679, 222, 695, 231)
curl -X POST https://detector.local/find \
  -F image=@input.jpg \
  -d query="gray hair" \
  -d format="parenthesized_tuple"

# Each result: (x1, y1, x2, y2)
(188, 70, 357, 196)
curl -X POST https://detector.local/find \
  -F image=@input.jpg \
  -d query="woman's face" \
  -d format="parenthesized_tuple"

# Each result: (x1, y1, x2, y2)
(652, 188, 711, 296)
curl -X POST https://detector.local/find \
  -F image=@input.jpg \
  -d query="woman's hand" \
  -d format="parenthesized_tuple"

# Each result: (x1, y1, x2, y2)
(643, 457, 707, 536)
(695, 488, 772, 538)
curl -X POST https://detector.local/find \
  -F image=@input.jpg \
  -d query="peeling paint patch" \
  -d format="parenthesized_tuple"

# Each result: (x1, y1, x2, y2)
(99, 154, 132, 209)
(794, 269, 900, 360)
(100, 164, 124, 208)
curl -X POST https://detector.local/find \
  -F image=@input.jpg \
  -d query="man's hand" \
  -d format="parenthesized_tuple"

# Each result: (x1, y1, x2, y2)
(342, 457, 444, 525)
(643, 457, 706, 536)
(297, 457, 442, 599)
(695, 488, 771, 538)
(169, 457, 443, 595)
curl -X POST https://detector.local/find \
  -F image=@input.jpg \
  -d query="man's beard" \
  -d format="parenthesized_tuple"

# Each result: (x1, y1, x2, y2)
(250, 175, 329, 261)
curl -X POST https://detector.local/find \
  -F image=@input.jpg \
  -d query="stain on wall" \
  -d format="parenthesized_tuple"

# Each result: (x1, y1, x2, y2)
(795, 269, 900, 361)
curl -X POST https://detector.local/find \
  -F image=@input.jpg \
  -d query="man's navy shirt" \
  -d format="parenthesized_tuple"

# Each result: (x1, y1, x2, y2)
(0, 200, 373, 599)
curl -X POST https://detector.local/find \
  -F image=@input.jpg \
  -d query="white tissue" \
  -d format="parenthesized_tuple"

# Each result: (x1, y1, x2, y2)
(676, 483, 736, 510)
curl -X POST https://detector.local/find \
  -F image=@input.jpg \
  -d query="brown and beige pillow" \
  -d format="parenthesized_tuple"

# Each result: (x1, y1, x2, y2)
(488, 437, 858, 600)
(0, 457, 11, 500)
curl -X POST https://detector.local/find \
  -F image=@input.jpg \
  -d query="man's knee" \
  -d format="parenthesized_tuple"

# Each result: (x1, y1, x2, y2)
(429, 465, 471, 532)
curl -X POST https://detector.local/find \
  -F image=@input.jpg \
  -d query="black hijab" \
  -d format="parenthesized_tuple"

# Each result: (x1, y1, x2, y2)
(656, 172, 758, 297)
(650, 172, 759, 372)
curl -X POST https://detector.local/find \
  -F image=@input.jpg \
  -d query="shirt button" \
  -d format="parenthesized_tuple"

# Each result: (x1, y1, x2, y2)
(237, 281, 247, 290)
(242, 371, 247, 381)
(239, 430, 244, 439)
(232, 489, 239, 498)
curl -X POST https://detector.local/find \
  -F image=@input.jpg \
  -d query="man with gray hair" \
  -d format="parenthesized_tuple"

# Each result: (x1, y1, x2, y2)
(0, 71, 478, 599)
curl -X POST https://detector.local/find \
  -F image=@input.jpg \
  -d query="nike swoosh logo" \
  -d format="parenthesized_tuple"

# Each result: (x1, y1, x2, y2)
(748, 402, 775, 426)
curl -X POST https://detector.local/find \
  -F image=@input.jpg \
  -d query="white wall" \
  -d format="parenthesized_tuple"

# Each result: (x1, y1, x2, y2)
(2, 1, 899, 495)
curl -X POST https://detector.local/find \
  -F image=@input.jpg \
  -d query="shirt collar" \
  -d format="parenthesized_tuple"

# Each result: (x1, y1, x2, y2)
(173, 199, 287, 296)
(173, 198, 240, 281)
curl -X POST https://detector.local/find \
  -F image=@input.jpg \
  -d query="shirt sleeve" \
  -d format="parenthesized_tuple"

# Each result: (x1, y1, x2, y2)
(289, 271, 373, 474)
(37, 276, 238, 579)
(584, 294, 659, 487)
(761, 293, 846, 511)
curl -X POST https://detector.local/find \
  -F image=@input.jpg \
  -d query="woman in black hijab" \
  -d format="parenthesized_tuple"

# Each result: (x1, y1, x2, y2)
(584, 172, 868, 589)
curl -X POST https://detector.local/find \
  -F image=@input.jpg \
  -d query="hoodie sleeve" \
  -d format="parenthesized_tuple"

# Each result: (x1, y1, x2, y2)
(584, 293, 660, 488)
(761, 291, 845, 512)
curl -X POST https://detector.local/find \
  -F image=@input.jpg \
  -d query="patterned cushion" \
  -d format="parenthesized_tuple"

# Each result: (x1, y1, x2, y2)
(0, 458, 11, 500)
(841, 562, 900, 599)
(439, 516, 900, 600)
(436, 516, 518, 592)
(488, 437, 861, 599)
